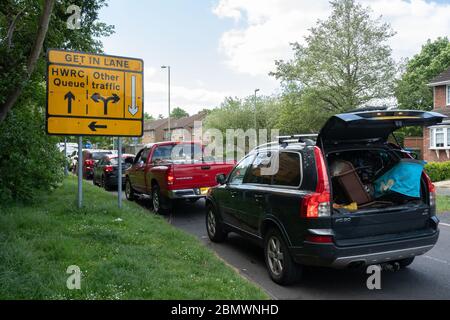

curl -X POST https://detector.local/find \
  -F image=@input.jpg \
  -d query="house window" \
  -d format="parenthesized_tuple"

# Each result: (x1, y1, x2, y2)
(447, 85, 450, 106)
(430, 126, 450, 149)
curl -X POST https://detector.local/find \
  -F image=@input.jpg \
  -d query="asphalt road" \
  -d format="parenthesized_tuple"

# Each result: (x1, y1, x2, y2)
(118, 191, 450, 299)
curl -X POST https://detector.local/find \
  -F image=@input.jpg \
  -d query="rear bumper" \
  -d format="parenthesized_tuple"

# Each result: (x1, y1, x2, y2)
(290, 229, 439, 268)
(167, 188, 208, 199)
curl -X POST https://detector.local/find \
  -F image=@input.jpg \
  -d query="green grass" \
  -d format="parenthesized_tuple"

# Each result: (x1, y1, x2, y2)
(437, 195, 450, 213)
(0, 177, 268, 300)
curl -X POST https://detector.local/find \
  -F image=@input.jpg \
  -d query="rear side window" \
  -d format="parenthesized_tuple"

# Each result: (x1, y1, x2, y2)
(245, 152, 273, 185)
(244, 151, 302, 188)
(273, 152, 301, 187)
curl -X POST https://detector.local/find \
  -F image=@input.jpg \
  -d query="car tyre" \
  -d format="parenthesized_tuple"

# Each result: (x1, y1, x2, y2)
(125, 178, 135, 201)
(397, 257, 415, 268)
(152, 185, 167, 215)
(103, 175, 113, 191)
(264, 228, 302, 285)
(206, 205, 227, 242)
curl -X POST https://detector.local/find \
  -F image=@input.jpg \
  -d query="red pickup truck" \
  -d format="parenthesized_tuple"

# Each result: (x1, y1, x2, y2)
(124, 141, 235, 214)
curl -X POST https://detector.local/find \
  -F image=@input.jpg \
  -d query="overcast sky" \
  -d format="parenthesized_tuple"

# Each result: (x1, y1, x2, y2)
(98, 0, 450, 118)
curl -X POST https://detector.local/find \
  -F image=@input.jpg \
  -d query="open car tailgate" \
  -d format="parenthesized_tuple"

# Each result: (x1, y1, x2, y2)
(318, 110, 446, 144)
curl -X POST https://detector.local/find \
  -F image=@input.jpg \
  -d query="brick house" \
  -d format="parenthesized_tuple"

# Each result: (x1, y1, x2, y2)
(162, 112, 207, 142)
(142, 118, 168, 144)
(423, 67, 450, 162)
(142, 112, 207, 144)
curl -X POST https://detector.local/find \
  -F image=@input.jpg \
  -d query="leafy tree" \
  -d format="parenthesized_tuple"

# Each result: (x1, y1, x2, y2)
(271, 0, 397, 112)
(144, 112, 154, 120)
(0, 0, 113, 203)
(0, 0, 113, 122)
(204, 96, 280, 134)
(396, 37, 450, 111)
(170, 107, 189, 119)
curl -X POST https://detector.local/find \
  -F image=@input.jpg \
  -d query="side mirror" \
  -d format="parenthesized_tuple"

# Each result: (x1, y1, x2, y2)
(216, 174, 227, 185)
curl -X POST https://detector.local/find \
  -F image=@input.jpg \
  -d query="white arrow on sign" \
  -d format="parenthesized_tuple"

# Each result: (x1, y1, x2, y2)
(128, 75, 138, 116)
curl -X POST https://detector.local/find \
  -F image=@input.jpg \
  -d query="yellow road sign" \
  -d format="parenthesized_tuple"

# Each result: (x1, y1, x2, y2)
(46, 49, 144, 137)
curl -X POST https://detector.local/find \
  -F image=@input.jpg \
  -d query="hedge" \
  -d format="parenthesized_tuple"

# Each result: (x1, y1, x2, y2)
(424, 162, 450, 182)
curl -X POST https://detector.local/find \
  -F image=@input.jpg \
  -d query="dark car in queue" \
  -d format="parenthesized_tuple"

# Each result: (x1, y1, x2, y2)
(206, 109, 444, 285)
(78, 149, 116, 179)
(93, 154, 135, 190)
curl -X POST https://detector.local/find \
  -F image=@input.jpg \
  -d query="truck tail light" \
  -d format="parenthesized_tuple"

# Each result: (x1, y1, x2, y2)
(104, 165, 113, 173)
(301, 147, 331, 218)
(167, 166, 174, 185)
(423, 172, 436, 209)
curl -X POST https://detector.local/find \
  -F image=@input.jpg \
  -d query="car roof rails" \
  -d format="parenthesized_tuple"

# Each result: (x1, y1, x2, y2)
(278, 134, 318, 146)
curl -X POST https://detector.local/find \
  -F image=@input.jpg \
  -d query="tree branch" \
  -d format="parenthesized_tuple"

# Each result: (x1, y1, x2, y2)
(6, 8, 25, 49)
(0, 0, 55, 122)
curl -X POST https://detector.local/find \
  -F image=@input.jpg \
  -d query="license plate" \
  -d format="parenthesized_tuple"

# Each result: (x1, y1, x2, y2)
(200, 187, 210, 195)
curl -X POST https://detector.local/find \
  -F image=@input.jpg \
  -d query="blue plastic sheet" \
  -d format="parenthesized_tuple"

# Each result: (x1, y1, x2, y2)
(373, 160, 424, 199)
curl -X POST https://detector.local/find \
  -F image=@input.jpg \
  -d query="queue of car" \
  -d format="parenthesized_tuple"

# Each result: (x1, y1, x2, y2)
(58, 109, 444, 286)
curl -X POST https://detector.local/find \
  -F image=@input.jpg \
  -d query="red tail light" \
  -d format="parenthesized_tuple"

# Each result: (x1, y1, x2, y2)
(85, 159, 94, 168)
(301, 147, 331, 218)
(167, 166, 174, 185)
(423, 172, 436, 208)
(104, 165, 113, 173)
(305, 235, 333, 243)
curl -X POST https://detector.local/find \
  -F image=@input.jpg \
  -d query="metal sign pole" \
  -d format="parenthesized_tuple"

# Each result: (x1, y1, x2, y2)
(77, 136, 83, 208)
(118, 137, 123, 209)
(64, 137, 68, 176)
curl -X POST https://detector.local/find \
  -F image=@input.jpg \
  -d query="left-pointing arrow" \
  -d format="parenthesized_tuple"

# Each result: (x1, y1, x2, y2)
(64, 91, 75, 114)
(88, 121, 107, 132)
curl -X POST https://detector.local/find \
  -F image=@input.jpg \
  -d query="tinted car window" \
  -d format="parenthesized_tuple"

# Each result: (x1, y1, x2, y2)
(272, 152, 302, 187)
(110, 157, 134, 165)
(228, 155, 255, 185)
(92, 152, 112, 160)
(245, 152, 273, 185)
(152, 144, 203, 162)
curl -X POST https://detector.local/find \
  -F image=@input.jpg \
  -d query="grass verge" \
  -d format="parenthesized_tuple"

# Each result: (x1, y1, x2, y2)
(437, 195, 450, 213)
(0, 176, 268, 299)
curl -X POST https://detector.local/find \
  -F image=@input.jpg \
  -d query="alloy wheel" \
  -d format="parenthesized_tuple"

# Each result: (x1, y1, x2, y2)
(267, 236, 284, 276)
(207, 210, 216, 236)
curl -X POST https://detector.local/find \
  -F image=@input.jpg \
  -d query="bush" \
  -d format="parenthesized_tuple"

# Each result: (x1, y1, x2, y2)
(424, 162, 450, 182)
(0, 96, 64, 204)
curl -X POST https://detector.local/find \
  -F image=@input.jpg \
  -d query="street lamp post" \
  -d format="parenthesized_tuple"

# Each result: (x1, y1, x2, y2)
(161, 65, 171, 140)
(254, 88, 260, 144)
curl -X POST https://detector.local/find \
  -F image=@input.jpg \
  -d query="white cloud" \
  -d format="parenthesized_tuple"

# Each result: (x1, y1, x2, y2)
(213, 0, 450, 76)
(143, 67, 230, 117)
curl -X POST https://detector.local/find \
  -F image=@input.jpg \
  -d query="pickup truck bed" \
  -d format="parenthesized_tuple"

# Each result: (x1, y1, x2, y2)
(125, 142, 235, 213)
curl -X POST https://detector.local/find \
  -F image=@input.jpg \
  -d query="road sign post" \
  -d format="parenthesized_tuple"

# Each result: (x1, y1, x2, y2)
(118, 137, 123, 209)
(77, 136, 83, 208)
(46, 49, 144, 209)
(64, 137, 68, 176)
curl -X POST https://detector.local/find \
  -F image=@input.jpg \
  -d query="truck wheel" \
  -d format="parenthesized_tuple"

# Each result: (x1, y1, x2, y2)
(125, 178, 135, 201)
(152, 185, 166, 215)
(206, 205, 227, 242)
(264, 228, 302, 285)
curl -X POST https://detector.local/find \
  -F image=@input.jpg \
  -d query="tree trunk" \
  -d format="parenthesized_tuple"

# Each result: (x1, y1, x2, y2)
(0, 0, 55, 123)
